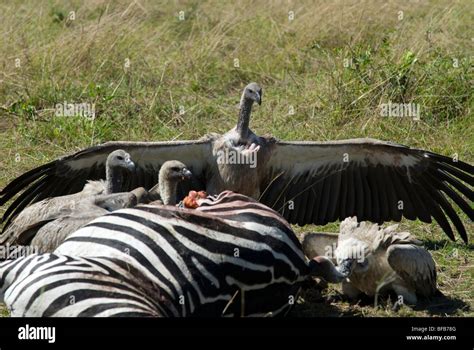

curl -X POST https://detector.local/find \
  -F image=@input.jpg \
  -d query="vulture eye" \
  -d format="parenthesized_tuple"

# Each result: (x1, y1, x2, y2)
(171, 167, 180, 172)
(248, 89, 254, 93)
(117, 156, 124, 161)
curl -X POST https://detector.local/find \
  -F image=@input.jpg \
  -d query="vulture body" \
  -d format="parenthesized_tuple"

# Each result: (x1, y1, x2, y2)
(303, 217, 438, 305)
(0, 150, 136, 250)
(1, 83, 473, 243)
(1, 160, 192, 255)
(24, 190, 145, 254)
(336, 217, 437, 304)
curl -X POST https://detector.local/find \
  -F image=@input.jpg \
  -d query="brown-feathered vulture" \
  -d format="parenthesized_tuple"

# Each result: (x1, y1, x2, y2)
(0, 159, 192, 255)
(0, 150, 136, 248)
(1, 83, 473, 242)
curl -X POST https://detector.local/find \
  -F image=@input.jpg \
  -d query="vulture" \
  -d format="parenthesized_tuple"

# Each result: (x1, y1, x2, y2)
(78, 148, 135, 195)
(1, 83, 473, 242)
(303, 217, 438, 305)
(0, 160, 192, 255)
(145, 160, 193, 205)
(0, 149, 135, 248)
(25, 190, 141, 254)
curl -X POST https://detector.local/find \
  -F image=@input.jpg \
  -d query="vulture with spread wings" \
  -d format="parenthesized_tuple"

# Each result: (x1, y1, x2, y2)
(1, 83, 473, 242)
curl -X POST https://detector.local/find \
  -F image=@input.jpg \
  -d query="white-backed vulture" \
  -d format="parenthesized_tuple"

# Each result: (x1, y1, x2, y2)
(1, 83, 473, 242)
(336, 217, 437, 304)
(303, 217, 438, 305)
(0, 149, 135, 248)
(1, 160, 192, 255)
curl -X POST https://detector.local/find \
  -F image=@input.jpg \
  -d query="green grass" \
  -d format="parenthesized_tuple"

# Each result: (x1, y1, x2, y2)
(0, 0, 472, 317)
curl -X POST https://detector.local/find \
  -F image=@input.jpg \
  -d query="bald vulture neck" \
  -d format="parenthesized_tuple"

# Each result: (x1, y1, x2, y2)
(236, 95, 254, 140)
(105, 166, 125, 194)
(158, 173, 178, 205)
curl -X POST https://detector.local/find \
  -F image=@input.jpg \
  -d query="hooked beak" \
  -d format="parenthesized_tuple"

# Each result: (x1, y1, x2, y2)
(181, 168, 192, 180)
(126, 159, 135, 171)
(255, 91, 262, 105)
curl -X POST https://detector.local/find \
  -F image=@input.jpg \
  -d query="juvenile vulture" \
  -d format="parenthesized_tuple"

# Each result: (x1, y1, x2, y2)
(78, 149, 136, 195)
(1, 83, 473, 242)
(0, 149, 135, 248)
(0, 160, 192, 255)
(25, 190, 141, 254)
(145, 160, 193, 205)
(303, 217, 438, 305)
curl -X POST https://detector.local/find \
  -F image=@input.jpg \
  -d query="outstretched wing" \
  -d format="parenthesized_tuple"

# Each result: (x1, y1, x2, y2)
(260, 138, 473, 242)
(1, 140, 213, 230)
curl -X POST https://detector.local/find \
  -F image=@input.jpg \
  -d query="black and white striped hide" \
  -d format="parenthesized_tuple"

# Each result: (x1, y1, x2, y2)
(0, 192, 309, 317)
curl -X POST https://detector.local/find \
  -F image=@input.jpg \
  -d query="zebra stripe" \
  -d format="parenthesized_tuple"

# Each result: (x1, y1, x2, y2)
(1, 191, 310, 317)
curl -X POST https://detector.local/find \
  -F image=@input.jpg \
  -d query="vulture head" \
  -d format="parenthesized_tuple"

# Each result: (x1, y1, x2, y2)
(241, 82, 262, 106)
(147, 160, 193, 205)
(159, 160, 193, 182)
(334, 225, 371, 278)
(104, 150, 135, 194)
(106, 149, 135, 171)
